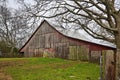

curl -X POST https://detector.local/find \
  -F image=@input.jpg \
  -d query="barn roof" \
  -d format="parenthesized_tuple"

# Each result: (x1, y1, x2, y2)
(46, 20, 116, 48)
(19, 20, 116, 52)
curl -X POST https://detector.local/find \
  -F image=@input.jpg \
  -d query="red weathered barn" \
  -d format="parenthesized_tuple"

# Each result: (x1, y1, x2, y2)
(19, 20, 115, 62)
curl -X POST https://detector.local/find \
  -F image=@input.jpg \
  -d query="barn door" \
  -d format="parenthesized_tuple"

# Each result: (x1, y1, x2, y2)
(68, 46, 89, 61)
(90, 51, 101, 63)
(45, 34, 51, 48)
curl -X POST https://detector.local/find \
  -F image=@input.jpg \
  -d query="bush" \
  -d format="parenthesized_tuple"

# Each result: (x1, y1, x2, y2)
(0, 40, 19, 57)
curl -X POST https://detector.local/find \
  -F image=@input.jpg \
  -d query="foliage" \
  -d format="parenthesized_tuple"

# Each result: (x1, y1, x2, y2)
(0, 58, 100, 80)
(0, 40, 11, 53)
(0, 40, 18, 57)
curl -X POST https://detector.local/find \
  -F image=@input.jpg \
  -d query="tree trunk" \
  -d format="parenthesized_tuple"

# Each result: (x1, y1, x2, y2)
(115, 29, 120, 80)
(116, 49, 120, 80)
(115, 16, 120, 79)
(10, 47, 14, 57)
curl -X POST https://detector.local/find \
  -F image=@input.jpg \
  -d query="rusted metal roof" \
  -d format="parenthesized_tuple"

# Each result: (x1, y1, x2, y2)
(47, 20, 116, 48)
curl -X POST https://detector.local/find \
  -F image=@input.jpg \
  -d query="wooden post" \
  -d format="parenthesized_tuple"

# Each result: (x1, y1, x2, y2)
(100, 52, 103, 80)
(114, 50, 116, 80)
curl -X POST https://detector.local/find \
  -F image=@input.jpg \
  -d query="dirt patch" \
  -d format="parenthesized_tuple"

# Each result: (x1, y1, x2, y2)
(0, 59, 27, 80)
(0, 73, 12, 80)
(0, 60, 27, 69)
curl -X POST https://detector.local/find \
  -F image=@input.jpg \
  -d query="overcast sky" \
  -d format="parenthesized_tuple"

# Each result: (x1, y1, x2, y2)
(7, 0, 34, 9)
(8, 0, 120, 9)
(7, 0, 18, 8)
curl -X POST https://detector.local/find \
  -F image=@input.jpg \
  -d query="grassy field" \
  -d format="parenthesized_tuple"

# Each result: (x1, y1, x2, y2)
(0, 58, 100, 80)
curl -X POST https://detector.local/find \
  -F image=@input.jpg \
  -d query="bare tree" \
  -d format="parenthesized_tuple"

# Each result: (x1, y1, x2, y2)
(18, 0, 120, 79)
(0, 0, 30, 57)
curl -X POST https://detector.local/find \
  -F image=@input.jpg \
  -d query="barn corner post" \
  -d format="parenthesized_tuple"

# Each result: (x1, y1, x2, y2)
(108, 49, 117, 80)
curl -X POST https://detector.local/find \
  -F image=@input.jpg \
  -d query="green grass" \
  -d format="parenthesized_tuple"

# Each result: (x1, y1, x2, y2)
(0, 58, 100, 80)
